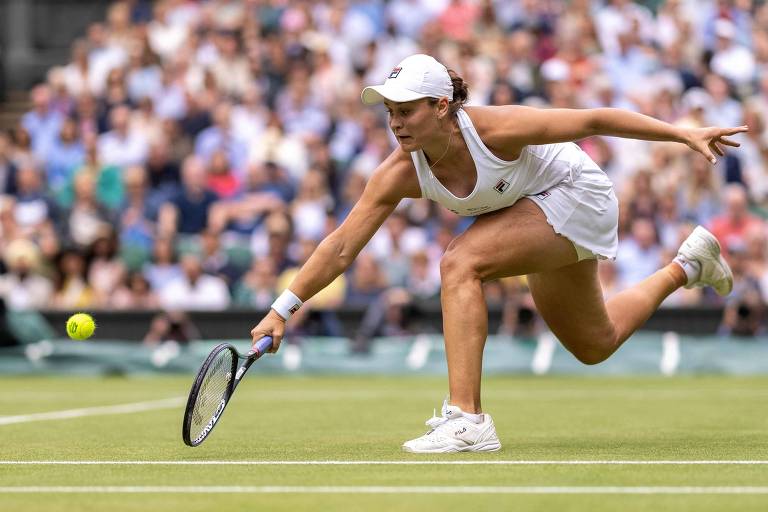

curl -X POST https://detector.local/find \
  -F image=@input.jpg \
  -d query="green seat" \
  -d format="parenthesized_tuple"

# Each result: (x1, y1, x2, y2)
(120, 245, 151, 272)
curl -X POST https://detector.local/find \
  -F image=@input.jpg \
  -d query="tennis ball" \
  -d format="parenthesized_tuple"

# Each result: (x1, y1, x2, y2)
(66, 313, 96, 340)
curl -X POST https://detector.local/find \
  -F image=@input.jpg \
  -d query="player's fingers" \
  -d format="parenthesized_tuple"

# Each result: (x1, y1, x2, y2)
(265, 324, 284, 353)
(700, 144, 716, 164)
(710, 141, 724, 156)
(725, 125, 748, 135)
(718, 136, 740, 147)
(268, 333, 282, 353)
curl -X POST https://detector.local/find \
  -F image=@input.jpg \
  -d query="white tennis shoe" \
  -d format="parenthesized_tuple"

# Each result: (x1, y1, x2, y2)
(402, 399, 501, 453)
(677, 226, 733, 296)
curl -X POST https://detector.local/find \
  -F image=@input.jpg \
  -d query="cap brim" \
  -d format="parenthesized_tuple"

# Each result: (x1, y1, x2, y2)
(361, 84, 429, 105)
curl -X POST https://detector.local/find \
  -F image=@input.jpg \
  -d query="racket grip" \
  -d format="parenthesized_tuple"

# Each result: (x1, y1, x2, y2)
(250, 336, 273, 357)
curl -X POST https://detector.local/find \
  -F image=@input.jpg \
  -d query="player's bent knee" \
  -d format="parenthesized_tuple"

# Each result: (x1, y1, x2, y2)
(565, 327, 619, 366)
(571, 348, 610, 366)
(439, 249, 481, 283)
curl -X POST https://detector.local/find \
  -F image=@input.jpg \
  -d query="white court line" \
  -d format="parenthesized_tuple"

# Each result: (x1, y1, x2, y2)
(1, 486, 767, 494)
(2, 461, 767, 466)
(0, 397, 185, 426)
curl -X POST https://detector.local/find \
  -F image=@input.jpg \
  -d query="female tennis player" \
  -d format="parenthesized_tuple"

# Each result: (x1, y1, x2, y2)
(250, 54, 746, 453)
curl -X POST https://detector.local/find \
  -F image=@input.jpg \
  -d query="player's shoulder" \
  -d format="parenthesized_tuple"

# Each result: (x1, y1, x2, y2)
(463, 105, 534, 133)
(463, 105, 533, 159)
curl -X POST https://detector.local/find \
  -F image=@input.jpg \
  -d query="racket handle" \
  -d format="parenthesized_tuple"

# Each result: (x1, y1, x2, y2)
(249, 336, 273, 358)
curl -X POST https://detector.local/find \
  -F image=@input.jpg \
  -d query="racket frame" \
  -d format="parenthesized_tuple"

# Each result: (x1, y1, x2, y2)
(182, 336, 272, 447)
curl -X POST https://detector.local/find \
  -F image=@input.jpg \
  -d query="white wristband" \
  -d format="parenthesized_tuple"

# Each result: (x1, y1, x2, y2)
(271, 290, 303, 320)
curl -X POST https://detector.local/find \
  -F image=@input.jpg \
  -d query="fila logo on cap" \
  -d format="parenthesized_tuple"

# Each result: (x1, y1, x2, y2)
(388, 67, 402, 79)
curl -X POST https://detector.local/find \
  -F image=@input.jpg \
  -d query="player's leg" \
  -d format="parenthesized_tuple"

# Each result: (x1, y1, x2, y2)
(402, 201, 731, 453)
(403, 198, 579, 453)
(527, 259, 685, 365)
(528, 225, 733, 364)
(438, 199, 579, 413)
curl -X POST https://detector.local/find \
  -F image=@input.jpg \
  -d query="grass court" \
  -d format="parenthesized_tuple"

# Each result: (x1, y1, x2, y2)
(1, 374, 767, 511)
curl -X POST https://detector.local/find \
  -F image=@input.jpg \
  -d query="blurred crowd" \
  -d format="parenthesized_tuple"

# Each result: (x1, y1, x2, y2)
(1, 0, 768, 342)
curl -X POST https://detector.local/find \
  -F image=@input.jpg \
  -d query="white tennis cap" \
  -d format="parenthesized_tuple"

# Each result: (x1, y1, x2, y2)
(361, 54, 453, 105)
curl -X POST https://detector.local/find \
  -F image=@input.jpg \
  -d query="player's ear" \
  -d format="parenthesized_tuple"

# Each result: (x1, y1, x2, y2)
(436, 97, 450, 120)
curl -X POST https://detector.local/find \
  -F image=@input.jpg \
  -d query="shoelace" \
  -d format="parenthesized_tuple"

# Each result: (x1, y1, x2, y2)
(425, 408, 448, 431)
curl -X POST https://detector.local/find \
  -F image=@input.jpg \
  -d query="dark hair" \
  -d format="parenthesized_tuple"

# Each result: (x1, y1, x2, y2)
(429, 69, 469, 116)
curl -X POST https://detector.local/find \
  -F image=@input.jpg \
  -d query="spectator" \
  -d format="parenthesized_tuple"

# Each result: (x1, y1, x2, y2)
(145, 135, 182, 197)
(0, 239, 53, 310)
(61, 39, 94, 97)
(719, 243, 764, 337)
(199, 228, 244, 286)
(352, 287, 419, 353)
(62, 171, 114, 249)
(46, 118, 86, 197)
(147, 1, 190, 61)
(738, 101, 768, 205)
(615, 217, 664, 289)
(21, 84, 64, 162)
(250, 211, 296, 273)
(406, 250, 440, 300)
(158, 155, 219, 236)
(345, 251, 388, 307)
(119, 165, 158, 253)
(159, 253, 231, 310)
(85, 22, 128, 97)
(143, 310, 199, 345)
(142, 236, 183, 292)
(709, 18, 756, 91)
(87, 228, 126, 300)
(194, 102, 248, 171)
(369, 209, 428, 287)
(209, 30, 253, 99)
(679, 153, 722, 226)
(233, 257, 278, 309)
(97, 105, 150, 168)
(702, 73, 743, 129)
(290, 168, 334, 242)
(51, 248, 96, 309)
(11, 164, 59, 240)
(708, 183, 763, 258)
(206, 150, 241, 199)
(111, 271, 161, 310)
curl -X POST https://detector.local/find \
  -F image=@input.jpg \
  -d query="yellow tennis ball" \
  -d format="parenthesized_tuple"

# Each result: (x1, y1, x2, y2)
(66, 313, 96, 340)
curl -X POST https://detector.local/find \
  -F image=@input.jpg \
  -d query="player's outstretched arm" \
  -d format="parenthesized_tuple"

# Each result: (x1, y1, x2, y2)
(250, 149, 420, 352)
(493, 105, 748, 164)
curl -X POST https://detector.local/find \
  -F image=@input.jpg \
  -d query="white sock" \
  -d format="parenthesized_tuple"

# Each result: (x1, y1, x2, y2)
(673, 255, 701, 285)
(462, 412, 484, 423)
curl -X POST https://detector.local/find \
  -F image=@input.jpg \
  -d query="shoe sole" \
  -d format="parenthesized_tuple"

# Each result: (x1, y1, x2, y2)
(402, 440, 502, 454)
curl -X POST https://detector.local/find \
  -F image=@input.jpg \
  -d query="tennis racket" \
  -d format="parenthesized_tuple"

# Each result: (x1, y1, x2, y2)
(182, 336, 273, 447)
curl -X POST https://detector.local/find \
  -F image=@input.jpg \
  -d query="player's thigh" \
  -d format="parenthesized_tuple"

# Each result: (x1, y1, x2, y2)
(527, 260, 616, 362)
(443, 198, 579, 280)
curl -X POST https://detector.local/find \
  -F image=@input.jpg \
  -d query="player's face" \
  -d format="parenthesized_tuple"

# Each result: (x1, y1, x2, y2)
(384, 99, 443, 151)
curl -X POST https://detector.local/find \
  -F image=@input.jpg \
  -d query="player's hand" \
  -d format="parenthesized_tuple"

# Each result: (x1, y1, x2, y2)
(684, 125, 748, 164)
(250, 309, 286, 354)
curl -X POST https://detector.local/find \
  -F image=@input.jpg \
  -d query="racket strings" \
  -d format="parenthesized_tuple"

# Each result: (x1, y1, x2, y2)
(189, 349, 235, 437)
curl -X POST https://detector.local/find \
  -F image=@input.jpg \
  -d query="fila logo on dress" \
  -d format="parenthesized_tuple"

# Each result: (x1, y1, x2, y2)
(494, 179, 510, 194)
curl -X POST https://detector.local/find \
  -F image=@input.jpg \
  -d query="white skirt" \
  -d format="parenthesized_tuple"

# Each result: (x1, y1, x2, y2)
(526, 162, 619, 260)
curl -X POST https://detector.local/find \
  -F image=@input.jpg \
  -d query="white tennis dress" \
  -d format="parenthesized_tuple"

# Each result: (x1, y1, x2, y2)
(411, 108, 619, 260)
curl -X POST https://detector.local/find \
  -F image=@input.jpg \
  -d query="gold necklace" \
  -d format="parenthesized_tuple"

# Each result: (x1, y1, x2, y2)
(427, 125, 454, 169)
